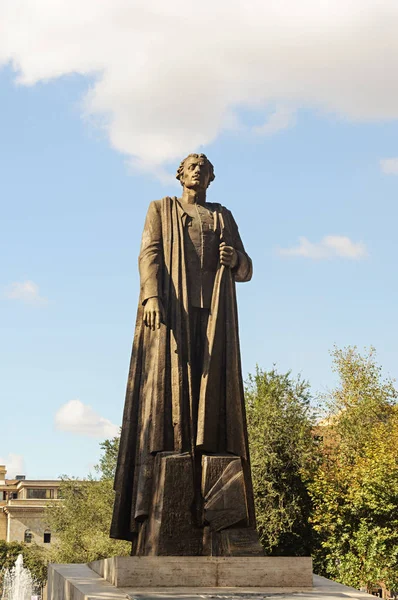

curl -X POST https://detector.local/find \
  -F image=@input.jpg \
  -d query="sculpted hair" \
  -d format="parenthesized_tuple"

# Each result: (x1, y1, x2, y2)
(176, 153, 215, 188)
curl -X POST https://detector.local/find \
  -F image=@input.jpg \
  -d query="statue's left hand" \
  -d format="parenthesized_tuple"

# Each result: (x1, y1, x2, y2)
(219, 242, 238, 268)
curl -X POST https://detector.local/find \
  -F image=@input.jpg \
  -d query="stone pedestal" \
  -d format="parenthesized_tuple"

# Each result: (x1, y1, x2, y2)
(89, 556, 312, 588)
(47, 558, 375, 600)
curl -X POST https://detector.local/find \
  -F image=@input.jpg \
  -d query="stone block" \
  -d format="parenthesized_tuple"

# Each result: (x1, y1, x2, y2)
(48, 560, 379, 600)
(145, 452, 202, 556)
(204, 460, 248, 531)
(201, 455, 238, 496)
(88, 556, 313, 588)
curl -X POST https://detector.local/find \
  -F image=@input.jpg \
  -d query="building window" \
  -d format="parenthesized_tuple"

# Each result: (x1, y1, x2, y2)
(26, 488, 54, 499)
(24, 529, 33, 543)
(43, 529, 51, 544)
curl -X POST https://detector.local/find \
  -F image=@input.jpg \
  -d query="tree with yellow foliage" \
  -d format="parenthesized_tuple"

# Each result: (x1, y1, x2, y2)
(310, 346, 398, 593)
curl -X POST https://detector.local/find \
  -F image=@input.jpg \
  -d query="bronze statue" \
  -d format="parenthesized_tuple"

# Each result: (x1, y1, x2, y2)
(111, 154, 263, 556)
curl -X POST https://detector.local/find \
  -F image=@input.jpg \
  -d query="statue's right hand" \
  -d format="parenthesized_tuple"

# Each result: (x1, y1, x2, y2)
(143, 297, 165, 330)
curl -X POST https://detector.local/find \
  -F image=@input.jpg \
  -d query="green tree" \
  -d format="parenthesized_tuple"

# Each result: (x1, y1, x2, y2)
(46, 437, 130, 564)
(245, 366, 318, 556)
(95, 434, 120, 481)
(310, 346, 398, 592)
(0, 540, 47, 589)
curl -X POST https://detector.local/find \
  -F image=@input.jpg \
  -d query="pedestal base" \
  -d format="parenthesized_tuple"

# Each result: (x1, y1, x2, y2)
(88, 556, 312, 588)
(47, 559, 375, 600)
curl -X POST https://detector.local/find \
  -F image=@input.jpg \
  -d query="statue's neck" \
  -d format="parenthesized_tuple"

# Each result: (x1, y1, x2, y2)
(181, 188, 207, 206)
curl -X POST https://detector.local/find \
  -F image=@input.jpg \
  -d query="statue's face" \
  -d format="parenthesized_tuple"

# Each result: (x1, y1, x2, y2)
(182, 156, 211, 191)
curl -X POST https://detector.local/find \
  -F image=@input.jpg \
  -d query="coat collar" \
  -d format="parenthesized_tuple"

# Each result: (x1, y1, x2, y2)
(173, 196, 223, 227)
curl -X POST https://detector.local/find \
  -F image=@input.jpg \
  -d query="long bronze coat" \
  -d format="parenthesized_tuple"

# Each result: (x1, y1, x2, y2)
(111, 196, 254, 542)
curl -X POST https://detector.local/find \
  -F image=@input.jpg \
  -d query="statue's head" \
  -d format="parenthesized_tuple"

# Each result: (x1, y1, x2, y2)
(176, 153, 215, 191)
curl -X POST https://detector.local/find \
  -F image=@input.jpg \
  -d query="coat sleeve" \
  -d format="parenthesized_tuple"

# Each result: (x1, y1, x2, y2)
(224, 209, 253, 283)
(139, 201, 163, 304)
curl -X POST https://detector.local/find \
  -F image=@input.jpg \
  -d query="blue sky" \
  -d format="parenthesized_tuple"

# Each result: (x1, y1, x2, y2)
(1, 1, 398, 479)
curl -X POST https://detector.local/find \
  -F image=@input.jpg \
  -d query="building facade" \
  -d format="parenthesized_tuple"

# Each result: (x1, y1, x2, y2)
(0, 465, 61, 547)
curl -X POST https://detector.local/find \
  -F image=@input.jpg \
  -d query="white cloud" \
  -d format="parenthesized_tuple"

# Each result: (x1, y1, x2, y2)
(0, 454, 26, 479)
(253, 107, 296, 136)
(55, 399, 119, 438)
(380, 158, 398, 174)
(1, 1, 398, 174)
(278, 235, 368, 260)
(3, 280, 47, 306)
